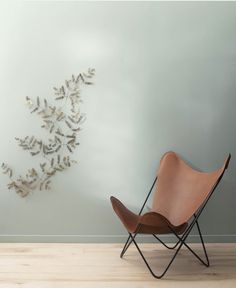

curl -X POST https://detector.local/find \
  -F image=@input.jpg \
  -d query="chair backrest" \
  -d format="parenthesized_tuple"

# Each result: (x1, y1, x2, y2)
(152, 152, 231, 226)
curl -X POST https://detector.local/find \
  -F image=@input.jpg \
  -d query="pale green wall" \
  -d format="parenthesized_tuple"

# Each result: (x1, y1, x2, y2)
(0, 1, 235, 242)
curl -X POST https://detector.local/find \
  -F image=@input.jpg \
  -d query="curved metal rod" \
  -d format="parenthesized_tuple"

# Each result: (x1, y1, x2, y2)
(129, 232, 185, 279)
(152, 234, 180, 249)
(126, 215, 210, 278)
(168, 226, 209, 267)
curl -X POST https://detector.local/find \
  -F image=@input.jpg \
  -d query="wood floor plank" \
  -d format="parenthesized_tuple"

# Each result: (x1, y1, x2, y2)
(0, 243, 235, 287)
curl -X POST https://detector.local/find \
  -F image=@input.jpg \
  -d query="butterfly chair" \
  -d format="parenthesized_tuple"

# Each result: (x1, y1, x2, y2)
(110, 151, 231, 279)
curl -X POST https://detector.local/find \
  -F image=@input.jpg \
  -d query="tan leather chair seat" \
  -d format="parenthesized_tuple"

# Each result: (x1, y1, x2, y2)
(111, 151, 230, 235)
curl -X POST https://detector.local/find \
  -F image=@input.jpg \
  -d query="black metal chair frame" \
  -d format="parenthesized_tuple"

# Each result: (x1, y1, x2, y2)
(120, 157, 230, 279)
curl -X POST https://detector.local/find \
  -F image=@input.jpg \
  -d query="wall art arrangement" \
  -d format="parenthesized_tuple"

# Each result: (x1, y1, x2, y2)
(2, 68, 95, 197)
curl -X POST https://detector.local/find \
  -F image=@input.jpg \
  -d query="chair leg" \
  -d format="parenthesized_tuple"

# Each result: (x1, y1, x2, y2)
(120, 232, 138, 258)
(195, 220, 210, 266)
(120, 235, 132, 258)
(129, 233, 185, 279)
(169, 226, 209, 267)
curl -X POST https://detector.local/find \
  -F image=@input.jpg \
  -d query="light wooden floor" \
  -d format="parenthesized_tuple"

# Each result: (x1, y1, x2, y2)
(0, 243, 235, 288)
